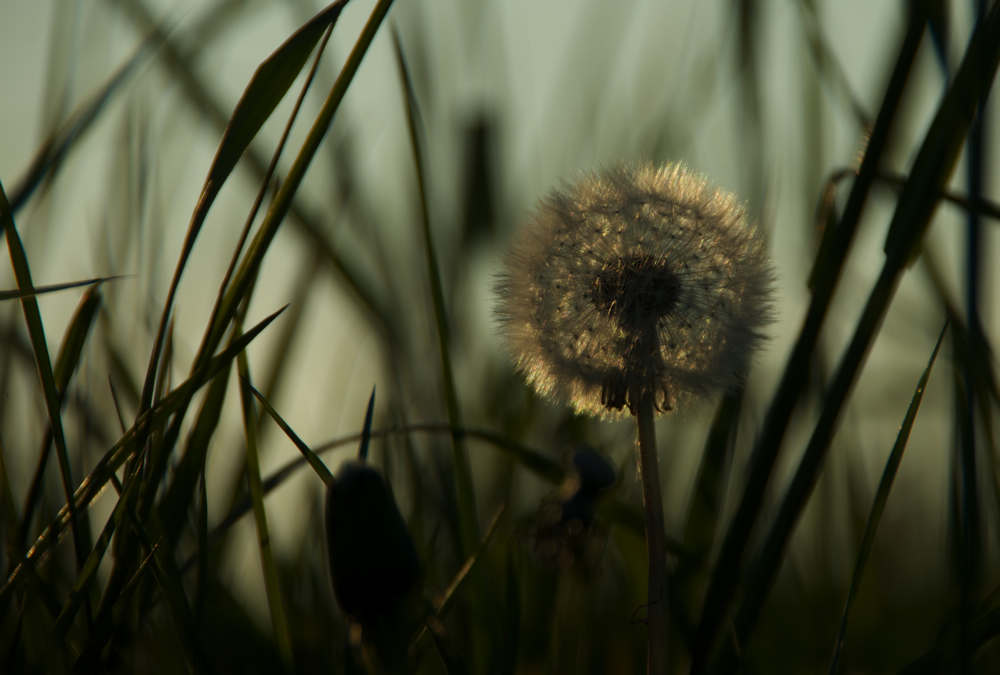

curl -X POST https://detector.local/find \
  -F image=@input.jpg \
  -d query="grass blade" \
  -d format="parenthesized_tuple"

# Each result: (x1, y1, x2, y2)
(0, 276, 125, 301)
(245, 378, 334, 488)
(425, 618, 471, 675)
(691, 8, 925, 668)
(829, 321, 947, 673)
(708, 7, 1000, 670)
(237, 345, 295, 674)
(0, 180, 86, 577)
(357, 386, 375, 462)
(0, 306, 285, 602)
(392, 27, 479, 556)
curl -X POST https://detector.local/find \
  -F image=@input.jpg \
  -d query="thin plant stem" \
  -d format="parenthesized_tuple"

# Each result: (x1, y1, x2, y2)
(636, 387, 669, 673)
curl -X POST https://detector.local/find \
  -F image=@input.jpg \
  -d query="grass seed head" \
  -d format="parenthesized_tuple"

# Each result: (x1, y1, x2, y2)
(495, 162, 775, 419)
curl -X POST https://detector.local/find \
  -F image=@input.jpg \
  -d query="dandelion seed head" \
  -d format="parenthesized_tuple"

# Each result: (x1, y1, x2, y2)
(495, 162, 775, 419)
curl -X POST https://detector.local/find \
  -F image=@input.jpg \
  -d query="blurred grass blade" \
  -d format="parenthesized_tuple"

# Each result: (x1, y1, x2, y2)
(207, 0, 347, 192)
(7, 35, 153, 214)
(829, 321, 947, 673)
(410, 504, 505, 659)
(691, 8, 926, 668)
(237, 347, 295, 674)
(0, 306, 285, 603)
(425, 618, 471, 675)
(0, 180, 86, 577)
(19, 285, 103, 552)
(213, 0, 395, 368)
(708, 8, 1000, 670)
(0, 276, 125, 301)
(134, 0, 350, 488)
(500, 544, 521, 675)
(357, 386, 375, 462)
(393, 28, 479, 556)
(52, 465, 142, 644)
(159, 360, 232, 544)
(245, 378, 334, 488)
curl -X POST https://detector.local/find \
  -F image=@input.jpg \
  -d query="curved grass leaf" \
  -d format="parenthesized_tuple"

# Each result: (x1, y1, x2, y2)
(0, 305, 285, 602)
(237, 337, 295, 674)
(706, 8, 1000, 671)
(393, 26, 479, 558)
(691, 8, 926, 668)
(357, 386, 376, 462)
(829, 321, 947, 673)
(0, 180, 86, 577)
(0, 276, 126, 302)
(245, 378, 334, 488)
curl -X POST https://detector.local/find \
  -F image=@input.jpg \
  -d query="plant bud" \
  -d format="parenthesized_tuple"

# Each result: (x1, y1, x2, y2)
(325, 462, 421, 622)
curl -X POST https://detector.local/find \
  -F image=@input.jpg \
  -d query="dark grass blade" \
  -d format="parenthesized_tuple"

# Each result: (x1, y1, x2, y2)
(51, 464, 142, 644)
(690, 8, 927, 668)
(0, 276, 126, 301)
(0, 181, 87, 578)
(829, 321, 947, 673)
(132, 1, 350, 503)
(357, 386, 376, 462)
(393, 28, 480, 557)
(500, 544, 522, 675)
(245, 378, 334, 488)
(706, 7, 1000, 671)
(178, 422, 686, 575)
(896, 602, 1000, 674)
(18, 286, 103, 553)
(673, 392, 742, 636)
(425, 618, 471, 675)
(158, 360, 233, 544)
(237, 342, 295, 673)
(410, 503, 506, 658)
(0, 306, 284, 602)
(213, 0, 395, 363)
(206, 1, 348, 192)
(116, 0, 391, 351)
(6, 36, 153, 215)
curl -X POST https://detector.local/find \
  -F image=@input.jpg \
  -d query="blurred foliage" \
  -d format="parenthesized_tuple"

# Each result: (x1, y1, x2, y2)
(1, 0, 1000, 673)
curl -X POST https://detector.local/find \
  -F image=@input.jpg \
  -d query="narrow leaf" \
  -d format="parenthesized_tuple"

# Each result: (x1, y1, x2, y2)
(829, 321, 947, 673)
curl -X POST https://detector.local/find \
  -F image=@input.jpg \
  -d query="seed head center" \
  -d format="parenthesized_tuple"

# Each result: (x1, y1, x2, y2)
(592, 255, 680, 332)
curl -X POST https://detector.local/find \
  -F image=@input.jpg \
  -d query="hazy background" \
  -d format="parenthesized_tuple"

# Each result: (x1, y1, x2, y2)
(1, 0, 998, 671)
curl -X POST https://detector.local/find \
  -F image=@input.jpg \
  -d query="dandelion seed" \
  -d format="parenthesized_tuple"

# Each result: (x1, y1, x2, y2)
(495, 162, 774, 419)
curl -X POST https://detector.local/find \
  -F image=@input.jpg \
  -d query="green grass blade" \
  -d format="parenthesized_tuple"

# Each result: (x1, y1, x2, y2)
(357, 386, 375, 462)
(214, 0, 395, 359)
(0, 276, 125, 302)
(708, 9, 1000, 668)
(0, 306, 285, 602)
(425, 618, 471, 675)
(0, 180, 86, 577)
(132, 1, 350, 489)
(411, 503, 505, 657)
(206, 0, 346, 194)
(237, 345, 295, 674)
(245, 378, 334, 488)
(115, 0, 390, 352)
(392, 27, 479, 557)
(6, 35, 153, 214)
(829, 321, 947, 673)
(18, 286, 103, 552)
(51, 465, 142, 644)
(691, 8, 926, 667)
(158, 361, 232, 544)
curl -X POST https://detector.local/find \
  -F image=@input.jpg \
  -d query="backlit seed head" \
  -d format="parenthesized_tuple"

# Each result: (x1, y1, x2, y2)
(495, 162, 775, 419)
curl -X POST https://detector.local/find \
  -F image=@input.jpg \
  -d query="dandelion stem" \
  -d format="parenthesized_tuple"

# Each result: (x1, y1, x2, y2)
(636, 386, 669, 674)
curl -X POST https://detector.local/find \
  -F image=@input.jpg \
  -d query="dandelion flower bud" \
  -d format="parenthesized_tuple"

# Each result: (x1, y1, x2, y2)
(325, 462, 421, 622)
(495, 162, 774, 418)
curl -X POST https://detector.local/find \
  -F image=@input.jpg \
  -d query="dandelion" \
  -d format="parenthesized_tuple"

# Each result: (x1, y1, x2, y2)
(495, 162, 774, 419)
(495, 162, 774, 673)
